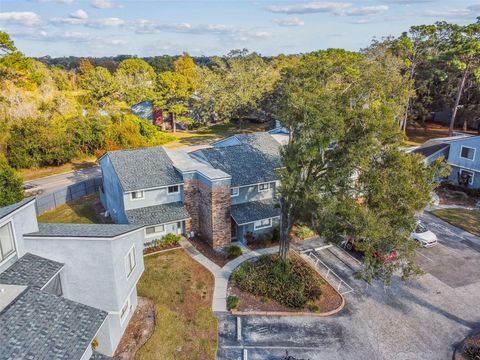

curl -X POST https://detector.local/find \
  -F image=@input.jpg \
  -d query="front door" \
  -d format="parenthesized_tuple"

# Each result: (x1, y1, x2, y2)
(231, 219, 237, 241)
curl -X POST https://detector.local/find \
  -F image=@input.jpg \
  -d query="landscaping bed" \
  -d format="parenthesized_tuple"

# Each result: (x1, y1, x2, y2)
(454, 330, 480, 360)
(189, 237, 228, 267)
(136, 249, 217, 360)
(227, 253, 343, 315)
(431, 208, 480, 236)
(143, 234, 182, 255)
(437, 184, 479, 208)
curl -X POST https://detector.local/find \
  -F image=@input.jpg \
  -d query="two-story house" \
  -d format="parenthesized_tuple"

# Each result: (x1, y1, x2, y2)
(412, 133, 480, 188)
(0, 197, 146, 359)
(99, 132, 284, 249)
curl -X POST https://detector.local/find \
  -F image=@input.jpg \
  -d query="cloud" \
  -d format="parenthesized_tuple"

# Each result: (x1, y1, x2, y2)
(37, 0, 76, 4)
(50, 16, 125, 27)
(266, 2, 388, 16)
(69, 9, 88, 19)
(90, 0, 123, 9)
(0, 12, 41, 27)
(273, 17, 305, 26)
(422, 7, 476, 19)
(267, 2, 351, 14)
(383, 0, 434, 3)
(10, 28, 126, 46)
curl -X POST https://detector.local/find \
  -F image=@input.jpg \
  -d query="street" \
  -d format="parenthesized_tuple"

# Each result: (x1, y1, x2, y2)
(216, 212, 480, 360)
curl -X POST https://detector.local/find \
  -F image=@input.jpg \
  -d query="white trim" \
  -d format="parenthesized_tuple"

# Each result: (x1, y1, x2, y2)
(40, 267, 64, 291)
(254, 218, 272, 230)
(23, 226, 147, 241)
(125, 183, 184, 194)
(125, 244, 136, 280)
(145, 224, 166, 236)
(449, 163, 480, 174)
(460, 145, 476, 161)
(130, 190, 144, 201)
(459, 169, 475, 185)
(234, 215, 280, 226)
(230, 187, 239, 197)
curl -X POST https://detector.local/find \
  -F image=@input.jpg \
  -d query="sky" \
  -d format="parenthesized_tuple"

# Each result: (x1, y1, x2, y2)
(0, 0, 479, 57)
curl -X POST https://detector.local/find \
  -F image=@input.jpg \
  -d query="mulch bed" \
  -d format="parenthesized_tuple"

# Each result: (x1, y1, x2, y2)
(114, 297, 156, 360)
(437, 187, 479, 208)
(454, 331, 480, 360)
(227, 254, 343, 314)
(143, 243, 181, 255)
(189, 237, 227, 267)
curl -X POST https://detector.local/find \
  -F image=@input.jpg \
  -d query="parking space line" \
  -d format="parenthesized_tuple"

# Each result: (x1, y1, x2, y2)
(416, 250, 434, 262)
(437, 242, 463, 257)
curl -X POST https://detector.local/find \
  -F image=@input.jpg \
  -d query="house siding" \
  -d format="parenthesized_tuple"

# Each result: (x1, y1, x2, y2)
(100, 155, 128, 224)
(236, 217, 280, 244)
(144, 220, 185, 242)
(123, 185, 184, 211)
(231, 182, 277, 205)
(446, 137, 480, 188)
(23, 228, 145, 356)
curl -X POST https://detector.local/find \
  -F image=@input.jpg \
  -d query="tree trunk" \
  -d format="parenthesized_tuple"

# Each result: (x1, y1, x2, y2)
(172, 113, 176, 133)
(279, 197, 292, 263)
(448, 62, 470, 136)
(402, 98, 410, 132)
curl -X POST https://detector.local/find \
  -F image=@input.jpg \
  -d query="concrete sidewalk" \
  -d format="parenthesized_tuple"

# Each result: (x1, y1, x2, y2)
(181, 240, 278, 311)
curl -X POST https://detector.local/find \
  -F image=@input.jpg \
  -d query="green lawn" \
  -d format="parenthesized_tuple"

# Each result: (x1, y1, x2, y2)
(431, 208, 480, 236)
(136, 250, 218, 360)
(37, 193, 109, 224)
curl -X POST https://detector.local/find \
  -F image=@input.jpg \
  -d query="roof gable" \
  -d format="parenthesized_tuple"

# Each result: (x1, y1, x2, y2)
(106, 146, 183, 191)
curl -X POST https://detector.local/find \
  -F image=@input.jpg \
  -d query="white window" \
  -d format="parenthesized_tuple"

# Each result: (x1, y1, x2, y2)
(459, 169, 475, 185)
(460, 146, 475, 161)
(0, 222, 15, 263)
(254, 218, 272, 230)
(258, 183, 270, 192)
(168, 185, 179, 194)
(120, 298, 130, 324)
(125, 245, 136, 279)
(230, 187, 239, 197)
(130, 191, 144, 200)
(146, 225, 165, 235)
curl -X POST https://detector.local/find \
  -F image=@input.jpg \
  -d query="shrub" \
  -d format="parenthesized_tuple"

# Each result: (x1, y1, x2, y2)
(227, 295, 239, 310)
(226, 245, 242, 260)
(465, 344, 480, 360)
(231, 255, 323, 309)
(163, 233, 181, 246)
(307, 303, 320, 313)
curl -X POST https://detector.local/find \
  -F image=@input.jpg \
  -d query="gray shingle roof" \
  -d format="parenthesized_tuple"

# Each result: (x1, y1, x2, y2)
(0, 253, 63, 289)
(106, 146, 183, 191)
(231, 199, 281, 225)
(25, 223, 143, 238)
(193, 133, 282, 187)
(0, 198, 35, 220)
(412, 143, 450, 158)
(0, 287, 107, 360)
(126, 202, 190, 226)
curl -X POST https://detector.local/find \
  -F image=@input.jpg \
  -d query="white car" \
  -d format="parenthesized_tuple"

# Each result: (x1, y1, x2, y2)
(411, 221, 437, 247)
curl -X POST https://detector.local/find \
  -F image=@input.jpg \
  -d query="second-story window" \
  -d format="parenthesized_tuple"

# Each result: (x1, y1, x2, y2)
(460, 146, 475, 160)
(125, 245, 136, 279)
(0, 222, 16, 264)
(230, 187, 239, 197)
(258, 183, 270, 192)
(131, 191, 144, 200)
(168, 185, 179, 194)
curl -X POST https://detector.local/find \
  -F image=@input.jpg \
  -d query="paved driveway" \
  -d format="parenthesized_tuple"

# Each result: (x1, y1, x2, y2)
(216, 212, 480, 360)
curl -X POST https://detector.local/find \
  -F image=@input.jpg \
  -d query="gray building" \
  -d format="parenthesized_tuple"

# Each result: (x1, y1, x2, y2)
(99, 132, 283, 249)
(0, 198, 146, 359)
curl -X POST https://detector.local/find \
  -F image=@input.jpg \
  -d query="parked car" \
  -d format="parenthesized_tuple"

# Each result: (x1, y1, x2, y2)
(411, 221, 437, 247)
(344, 235, 398, 262)
(23, 183, 44, 197)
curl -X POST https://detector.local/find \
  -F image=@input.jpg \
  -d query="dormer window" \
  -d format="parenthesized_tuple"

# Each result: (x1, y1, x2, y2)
(131, 191, 144, 200)
(168, 185, 179, 194)
(460, 146, 475, 161)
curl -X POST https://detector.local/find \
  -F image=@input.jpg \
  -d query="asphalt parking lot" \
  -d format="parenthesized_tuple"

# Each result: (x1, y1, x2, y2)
(216, 212, 480, 360)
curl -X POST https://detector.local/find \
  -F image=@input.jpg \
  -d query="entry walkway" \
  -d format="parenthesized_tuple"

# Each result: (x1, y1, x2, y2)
(180, 240, 278, 311)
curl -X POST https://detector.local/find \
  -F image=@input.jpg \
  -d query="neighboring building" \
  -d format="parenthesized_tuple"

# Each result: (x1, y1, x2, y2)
(100, 132, 284, 248)
(0, 198, 146, 359)
(131, 100, 174, 130)
(412, 133, 480, 188)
